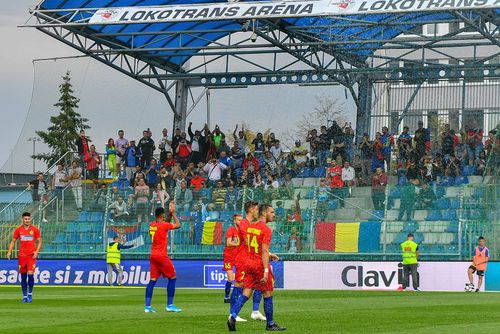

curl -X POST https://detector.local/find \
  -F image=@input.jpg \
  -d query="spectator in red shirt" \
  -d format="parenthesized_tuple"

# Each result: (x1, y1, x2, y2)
(371, 167, 388, 210)
(175, 138, 192, 170)
(466, 125, 484, 164)
(85, 144, 101, 189)
(243, 153, 260, 175)
(326, 160, 343, 189)
(190, 171, 205, 190)
(163, 152, 177, 168)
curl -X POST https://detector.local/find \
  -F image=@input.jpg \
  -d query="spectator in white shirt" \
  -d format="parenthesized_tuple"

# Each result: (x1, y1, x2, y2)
(270, 140, 284, 165)
(341, 161, 356, 187)
(159, 128, 173, 153)
(203, 158, 227, 186)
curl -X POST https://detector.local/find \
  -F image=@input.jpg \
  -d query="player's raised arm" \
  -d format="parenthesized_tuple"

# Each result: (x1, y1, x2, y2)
(169, 202, 181, 230)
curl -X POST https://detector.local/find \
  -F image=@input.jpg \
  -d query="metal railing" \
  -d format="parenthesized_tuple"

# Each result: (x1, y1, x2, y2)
(0, 169, 497, 260)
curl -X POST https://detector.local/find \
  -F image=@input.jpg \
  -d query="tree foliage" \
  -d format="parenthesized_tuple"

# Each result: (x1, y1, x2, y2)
(280, 95, 347, 149)
(33, 71, 90, 166)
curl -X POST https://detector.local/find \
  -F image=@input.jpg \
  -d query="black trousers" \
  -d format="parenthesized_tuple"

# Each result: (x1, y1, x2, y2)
(403, 264, 419, 289)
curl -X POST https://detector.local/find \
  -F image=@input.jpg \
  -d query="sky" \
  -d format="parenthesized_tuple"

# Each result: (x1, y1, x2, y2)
(0, 1, 356, 174)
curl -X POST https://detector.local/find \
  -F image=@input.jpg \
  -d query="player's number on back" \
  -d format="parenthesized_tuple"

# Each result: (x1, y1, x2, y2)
(150, 231, 156, 243)
(247, 235, 259, 254)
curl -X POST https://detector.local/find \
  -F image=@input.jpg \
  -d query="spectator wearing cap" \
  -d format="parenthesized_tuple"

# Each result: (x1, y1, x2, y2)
(291, 140, 308, 168)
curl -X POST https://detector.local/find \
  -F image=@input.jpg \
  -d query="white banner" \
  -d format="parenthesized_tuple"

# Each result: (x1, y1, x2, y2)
(284, 261, 485, 291)
(89, 0, 500, 24)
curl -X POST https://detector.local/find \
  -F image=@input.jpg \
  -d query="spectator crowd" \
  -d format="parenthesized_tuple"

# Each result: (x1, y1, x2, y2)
(31, 119, 498, 230)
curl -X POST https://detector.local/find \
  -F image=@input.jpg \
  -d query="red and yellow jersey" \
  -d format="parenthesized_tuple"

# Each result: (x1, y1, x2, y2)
(234, 218, 250, 264)
(244, 221, 272, 263)
(223, 226, 240, 260)
(149, 221, 174, 257)
(473, 246, 489, 271)
(13, 225, 40, 257)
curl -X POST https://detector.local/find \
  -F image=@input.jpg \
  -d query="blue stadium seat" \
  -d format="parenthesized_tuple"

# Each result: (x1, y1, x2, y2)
(67, 233, 78, 244)
(328, 199, 340, 210)
(56, 244, 68, 253)
(312, 167, 326, 178)
(78, 211, 89, 221)
(441, 209, 457, 221)
(414, 232, 424, 244)
(66, 223, 78, 233)
(450, 198, 461, 209)
(454, 176, 468, 186)
(435, 198, 450, 210)
(434, 186, 445, 198)
(389, 187, 401, 199)
(439, 177, 455, 187)
(398, 177, 408, 186)
(462, 165, 476, 176)
(425, 210, 442, 221)
(446, 221, 459, 233)
(53, 233, 66, 244)
(403, 221, 418, 233)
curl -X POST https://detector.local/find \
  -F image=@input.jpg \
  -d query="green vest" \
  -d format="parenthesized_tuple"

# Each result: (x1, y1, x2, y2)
(106, 242, 121, 264)
(401, 240, 418, 265)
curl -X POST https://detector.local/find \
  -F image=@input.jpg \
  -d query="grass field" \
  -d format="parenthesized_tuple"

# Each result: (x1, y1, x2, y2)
(1, 287, 500, 333)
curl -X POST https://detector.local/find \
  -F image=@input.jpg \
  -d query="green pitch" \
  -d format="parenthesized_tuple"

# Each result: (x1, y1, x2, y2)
(1, 287, 500, 333)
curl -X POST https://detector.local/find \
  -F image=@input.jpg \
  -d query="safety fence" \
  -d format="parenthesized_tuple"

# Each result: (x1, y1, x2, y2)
(1, 175, 497, 261)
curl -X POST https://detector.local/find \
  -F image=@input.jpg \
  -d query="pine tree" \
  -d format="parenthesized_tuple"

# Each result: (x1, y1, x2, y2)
(34, 71, 90, 166)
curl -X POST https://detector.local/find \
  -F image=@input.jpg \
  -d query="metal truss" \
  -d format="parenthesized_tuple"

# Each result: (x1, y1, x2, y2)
(25, 4, 500, 132)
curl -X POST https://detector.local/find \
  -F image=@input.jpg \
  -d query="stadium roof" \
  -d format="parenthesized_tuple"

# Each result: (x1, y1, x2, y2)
(35, 0, 500, 70)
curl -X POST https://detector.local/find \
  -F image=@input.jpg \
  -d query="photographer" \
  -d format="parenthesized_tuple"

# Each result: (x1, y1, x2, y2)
(175, 137, 192, 170)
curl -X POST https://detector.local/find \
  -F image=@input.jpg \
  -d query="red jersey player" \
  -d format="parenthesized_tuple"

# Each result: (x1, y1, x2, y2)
(7, 212, 42, 303)
(228, 204, 285, 331)
(223, 214, 243, 303)
(144, 203, 182, 313)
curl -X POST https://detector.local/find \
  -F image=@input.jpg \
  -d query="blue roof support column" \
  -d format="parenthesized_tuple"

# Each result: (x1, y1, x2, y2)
(174, 80, 189, 133)
(355, 78, 373, 146)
